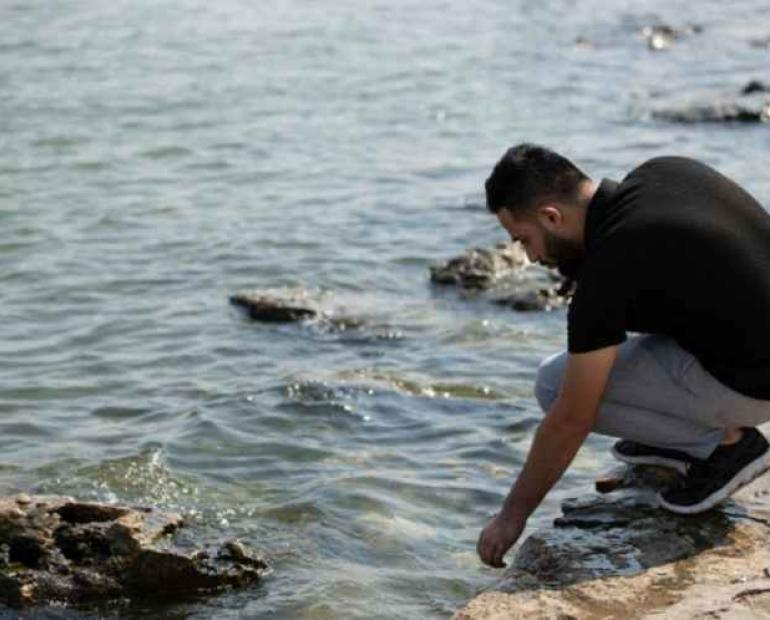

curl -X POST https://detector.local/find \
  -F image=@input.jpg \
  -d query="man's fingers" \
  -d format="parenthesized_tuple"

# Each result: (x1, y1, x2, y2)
(479, 540, 506, 568)
(477, 519, 510, 568)
(491, 544, 507, 568)
(480, 542, 494, 567)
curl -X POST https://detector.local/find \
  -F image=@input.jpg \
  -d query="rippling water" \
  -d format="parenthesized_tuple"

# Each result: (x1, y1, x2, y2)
(1, 0, 769, 617)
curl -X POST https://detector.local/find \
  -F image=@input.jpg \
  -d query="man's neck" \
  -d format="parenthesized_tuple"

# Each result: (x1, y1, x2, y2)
(574, 179, 599, 246)
(578, 179, 599, 209)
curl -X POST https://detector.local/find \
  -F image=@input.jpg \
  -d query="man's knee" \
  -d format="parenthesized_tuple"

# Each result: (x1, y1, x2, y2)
(534, 351, 568, 412)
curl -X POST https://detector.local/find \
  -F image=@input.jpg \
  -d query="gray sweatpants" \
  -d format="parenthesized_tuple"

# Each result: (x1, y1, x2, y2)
(534, 335, 770, 459)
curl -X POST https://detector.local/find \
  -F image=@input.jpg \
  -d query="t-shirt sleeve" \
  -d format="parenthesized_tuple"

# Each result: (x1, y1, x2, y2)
(568, 249, 629, 353)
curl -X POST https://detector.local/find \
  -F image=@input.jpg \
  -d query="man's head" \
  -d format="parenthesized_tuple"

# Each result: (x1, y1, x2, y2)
(485, 143, 594, 279)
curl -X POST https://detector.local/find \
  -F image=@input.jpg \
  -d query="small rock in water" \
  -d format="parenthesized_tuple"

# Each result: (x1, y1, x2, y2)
(429, 242, 529, 290)
(491, 287, 566, 312)
(653, 101, 770, 124)
(230, 291, 318, 322)
(741, 80, 770, 95)
(430, 242, 570, 312)
(574, 36, 595, 49)
(230, 289, 366, 332)
(640, 23, 702, 51)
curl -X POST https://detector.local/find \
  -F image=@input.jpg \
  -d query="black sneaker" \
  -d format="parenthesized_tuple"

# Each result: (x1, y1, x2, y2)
(611, 439, 697, 475)
(658, 427, 770, 515)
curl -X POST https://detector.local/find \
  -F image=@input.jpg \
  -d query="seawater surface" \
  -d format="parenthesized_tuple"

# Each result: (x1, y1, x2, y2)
(1, 0, 769, 618)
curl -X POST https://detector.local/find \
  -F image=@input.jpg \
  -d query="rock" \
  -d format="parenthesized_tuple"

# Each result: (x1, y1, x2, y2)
(491, 287, 567, 312)
(230, 289, 364, 331)
(640, 24, 702, 51)
(430, 242, 570, 312)
(595, 464, 680, 494)
(653, 101, 770, 123)
(429, 242, 529, 290)
(230, 291, 319, 322)
(0, 495, 267, 608)
(741, 80, 770, 95)
(749, 36, 770, 49)
(574, 36, 594, 50)
(454, 465, 770, 620)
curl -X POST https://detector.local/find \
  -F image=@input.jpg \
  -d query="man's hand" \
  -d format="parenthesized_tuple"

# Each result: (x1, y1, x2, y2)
(476, 510, 526, 568)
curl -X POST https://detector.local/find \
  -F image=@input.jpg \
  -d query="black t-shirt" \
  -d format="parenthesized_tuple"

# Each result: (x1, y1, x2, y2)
(568, 156, 770, 400)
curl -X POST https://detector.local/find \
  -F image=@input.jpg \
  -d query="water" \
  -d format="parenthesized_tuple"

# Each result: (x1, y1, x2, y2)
(1, 0, 769, 617)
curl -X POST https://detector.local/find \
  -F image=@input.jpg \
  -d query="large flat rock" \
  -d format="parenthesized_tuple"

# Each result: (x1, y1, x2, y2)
(455, 466, 770, 620)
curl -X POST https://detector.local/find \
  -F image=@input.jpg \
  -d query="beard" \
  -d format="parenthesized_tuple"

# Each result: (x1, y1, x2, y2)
(542, 231, 585, 281)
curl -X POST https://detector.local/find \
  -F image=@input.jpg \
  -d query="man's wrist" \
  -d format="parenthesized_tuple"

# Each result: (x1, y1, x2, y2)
(499, 500, 529, 523)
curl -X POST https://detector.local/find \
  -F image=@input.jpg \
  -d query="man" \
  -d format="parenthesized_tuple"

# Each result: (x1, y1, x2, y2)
(476, 144, 770, 568)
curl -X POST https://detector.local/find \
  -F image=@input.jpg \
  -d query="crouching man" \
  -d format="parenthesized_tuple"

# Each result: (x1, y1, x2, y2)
(477, 144, 770, 568)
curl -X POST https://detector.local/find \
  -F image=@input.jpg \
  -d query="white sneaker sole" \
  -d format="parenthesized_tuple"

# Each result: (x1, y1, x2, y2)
(657, 450, 770, 515)
(610, 445, 689, 475)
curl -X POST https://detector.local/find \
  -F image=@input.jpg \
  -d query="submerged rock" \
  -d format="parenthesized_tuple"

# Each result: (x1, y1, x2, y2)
(454, 465, 770, 619)
(0, 495, 266, 608)
(653, 101, 770, 123)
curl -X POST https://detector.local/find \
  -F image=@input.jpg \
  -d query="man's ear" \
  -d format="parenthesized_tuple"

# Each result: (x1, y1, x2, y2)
(535, 204, 564, 233)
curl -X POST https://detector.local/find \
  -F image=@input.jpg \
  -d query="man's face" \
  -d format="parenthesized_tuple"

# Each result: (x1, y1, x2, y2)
(496, 209, 585, 280)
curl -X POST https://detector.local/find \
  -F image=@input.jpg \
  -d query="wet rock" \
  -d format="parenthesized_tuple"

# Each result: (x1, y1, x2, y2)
(0, 495, 266, 608)
(230, 291, 319, 322)
(749, 36, 770, 49)
(640, 24, 702, 51)
(653, 101, 770, 123)
(454, 464, 770, 620)
(230, 289, 363, 330)
(429, 242, 529, 290)
(595, 464, 680, 494)
(491, 286, 567, 312)
(430, 242, 570, 312)
(741, 80, 770, 95)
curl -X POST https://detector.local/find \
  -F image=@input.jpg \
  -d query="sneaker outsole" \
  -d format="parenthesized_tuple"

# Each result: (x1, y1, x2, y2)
(610, 445, 689, 475)
(657, 450, 770, 515)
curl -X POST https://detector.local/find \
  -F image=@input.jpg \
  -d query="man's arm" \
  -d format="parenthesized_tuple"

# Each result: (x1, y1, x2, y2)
(476, 345, 619, 567)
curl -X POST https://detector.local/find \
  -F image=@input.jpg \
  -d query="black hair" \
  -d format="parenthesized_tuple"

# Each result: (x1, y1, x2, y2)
(485, 144, 589, 215)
